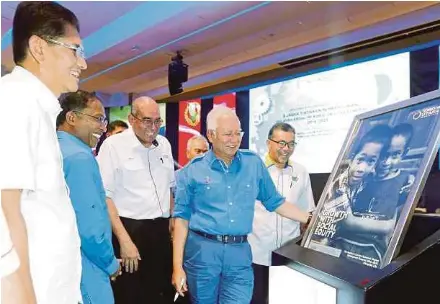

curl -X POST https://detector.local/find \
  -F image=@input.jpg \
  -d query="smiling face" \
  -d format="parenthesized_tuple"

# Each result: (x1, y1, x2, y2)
(128, 97, 162, 147)
(39, 24, 87, 95)
(207, 114, 242, 163)
(72, 98, 107, 148)
(267, 129, 296, 167)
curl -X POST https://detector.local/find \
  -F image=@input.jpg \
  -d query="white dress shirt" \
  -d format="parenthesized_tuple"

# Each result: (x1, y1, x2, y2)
(248, 155, 315, 266)
(0, 66, 82, 303)
(97, 128, 175, 219)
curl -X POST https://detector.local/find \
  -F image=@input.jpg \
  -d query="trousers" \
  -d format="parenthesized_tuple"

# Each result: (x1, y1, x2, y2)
(112, 217, 174, 304)
(184, 231, 253, 304)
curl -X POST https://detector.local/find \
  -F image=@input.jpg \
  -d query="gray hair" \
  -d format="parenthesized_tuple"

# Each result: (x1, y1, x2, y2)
(206, 105, 238, 131)
(187, 135, 209, 151)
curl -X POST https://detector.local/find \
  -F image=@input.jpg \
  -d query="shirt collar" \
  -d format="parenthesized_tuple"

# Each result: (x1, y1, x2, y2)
(12, 66, 61, 116)
(126, 128, 158, 150)
(57, 131, 92, 153)
(264, 154, 292, 169)
(206, 149, 242, 172)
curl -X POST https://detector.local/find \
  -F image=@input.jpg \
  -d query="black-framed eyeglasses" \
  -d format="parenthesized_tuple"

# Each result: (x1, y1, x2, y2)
(73, 111, 108, 126)
(131, 112, 163, 128)
(269, 138, 297, 149)
(44, 37, 86, 59)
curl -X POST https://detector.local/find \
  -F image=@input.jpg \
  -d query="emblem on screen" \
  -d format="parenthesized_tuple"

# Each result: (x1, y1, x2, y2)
(184, 102, 201, 127)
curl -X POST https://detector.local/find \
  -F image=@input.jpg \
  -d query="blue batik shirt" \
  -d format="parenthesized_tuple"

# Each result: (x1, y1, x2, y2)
(173, 149, 285, 235)
(58, 131, 119, 304)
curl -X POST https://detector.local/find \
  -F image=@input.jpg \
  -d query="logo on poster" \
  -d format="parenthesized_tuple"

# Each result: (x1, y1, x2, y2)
(412, 105, 440, 120)
(184, 102, 201, 127)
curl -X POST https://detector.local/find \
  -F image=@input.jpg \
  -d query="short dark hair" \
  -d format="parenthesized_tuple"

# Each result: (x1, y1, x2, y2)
(351, 124, 393, 157)
(268, 122, 296, 139)
(56, 91, 97, 128)
(107, 120, 128, 133)
(13, 1, 80, 64)
(392, 123, 413, 150)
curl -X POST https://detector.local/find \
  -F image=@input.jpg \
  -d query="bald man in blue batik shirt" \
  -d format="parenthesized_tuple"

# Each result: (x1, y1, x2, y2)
(172, 106, 311, 304)
(56, 91, 121, 304)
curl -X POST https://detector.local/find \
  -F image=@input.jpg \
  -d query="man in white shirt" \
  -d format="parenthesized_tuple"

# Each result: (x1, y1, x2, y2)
(248, 122, 315, 304)
(97, 96, 175, 304)
(0, 2, 87, 303)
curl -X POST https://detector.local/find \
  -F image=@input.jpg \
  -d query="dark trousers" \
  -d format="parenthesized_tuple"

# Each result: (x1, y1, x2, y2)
(112, 217, 174, 304)
(251, 263, 269, 304)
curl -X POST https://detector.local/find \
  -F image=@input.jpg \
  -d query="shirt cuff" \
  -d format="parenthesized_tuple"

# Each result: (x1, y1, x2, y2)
(263, 196, 285, 212)
(172, 207, 190, 221)
(105, 257, 119, 276)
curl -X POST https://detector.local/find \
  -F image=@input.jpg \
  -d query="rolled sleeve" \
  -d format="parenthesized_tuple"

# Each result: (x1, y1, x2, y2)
(96, 140, 116, 199)
(257, 160, 285, 212)
(64, 153, 118, 276)
(172, 167, 192, 221)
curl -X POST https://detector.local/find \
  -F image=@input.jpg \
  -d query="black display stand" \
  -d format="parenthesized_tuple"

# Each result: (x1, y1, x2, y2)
(271, 213, 440, 304)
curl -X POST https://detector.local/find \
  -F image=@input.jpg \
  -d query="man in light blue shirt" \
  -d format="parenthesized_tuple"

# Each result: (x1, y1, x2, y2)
(172, 106, 311, 304)
(56, 91, 121, 304)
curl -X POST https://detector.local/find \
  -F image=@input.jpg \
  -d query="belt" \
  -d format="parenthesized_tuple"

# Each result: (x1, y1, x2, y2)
(191, 230, 247, 244)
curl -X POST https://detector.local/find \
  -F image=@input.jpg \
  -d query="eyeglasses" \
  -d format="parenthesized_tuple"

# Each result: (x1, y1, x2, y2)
(131, 112, 163, 128)
(45, 37, 86, 59)
(73, 111, 108, 126)
(269, 138, 297, 149)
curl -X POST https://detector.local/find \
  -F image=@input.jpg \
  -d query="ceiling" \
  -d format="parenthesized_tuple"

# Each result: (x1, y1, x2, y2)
(2, 1, 440, 105)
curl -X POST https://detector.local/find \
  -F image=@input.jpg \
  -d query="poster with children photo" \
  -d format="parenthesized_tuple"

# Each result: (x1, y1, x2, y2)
(302, 89, 440, 269)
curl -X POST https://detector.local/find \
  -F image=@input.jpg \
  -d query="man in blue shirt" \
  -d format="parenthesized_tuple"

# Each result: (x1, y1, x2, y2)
(56, 91, 121, 304)
(172, 106, 311, 304)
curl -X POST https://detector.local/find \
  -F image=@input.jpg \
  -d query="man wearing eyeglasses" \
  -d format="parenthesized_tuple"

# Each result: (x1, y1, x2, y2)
(172, 107, 312, 304)
(248, 122, 315, 304)
(56, 91, 122, 304)
(97, 96, 175, 304)
(0, 2, 86, 304)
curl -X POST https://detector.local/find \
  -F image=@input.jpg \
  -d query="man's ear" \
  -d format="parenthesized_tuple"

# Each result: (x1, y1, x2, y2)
(65, 111, 76, 126)
(206, 130, 214, 144)
(28, 35, 46, 64)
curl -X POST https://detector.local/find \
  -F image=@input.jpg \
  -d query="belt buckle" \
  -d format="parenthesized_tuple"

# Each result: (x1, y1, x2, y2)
(224, 235, 229, 243)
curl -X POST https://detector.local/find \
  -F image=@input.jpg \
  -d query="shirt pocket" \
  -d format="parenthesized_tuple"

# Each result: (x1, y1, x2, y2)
(238, 181, 257, 211)
(122, 157, 146, 185)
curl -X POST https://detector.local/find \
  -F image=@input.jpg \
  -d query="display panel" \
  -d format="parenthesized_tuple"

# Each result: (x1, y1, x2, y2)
(250, 53, 410, 173)
(302, 90, 440, 269)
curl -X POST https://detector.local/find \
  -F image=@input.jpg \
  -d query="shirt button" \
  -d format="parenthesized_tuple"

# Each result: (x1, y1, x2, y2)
(229, 202, 233, 206)
(206, 186, 210, 190)
(231, 219, 234, 223)
(227, 186, 231, 189)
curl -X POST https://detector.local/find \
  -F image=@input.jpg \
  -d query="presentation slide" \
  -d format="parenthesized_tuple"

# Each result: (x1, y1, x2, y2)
(249, 53, 410, 173)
